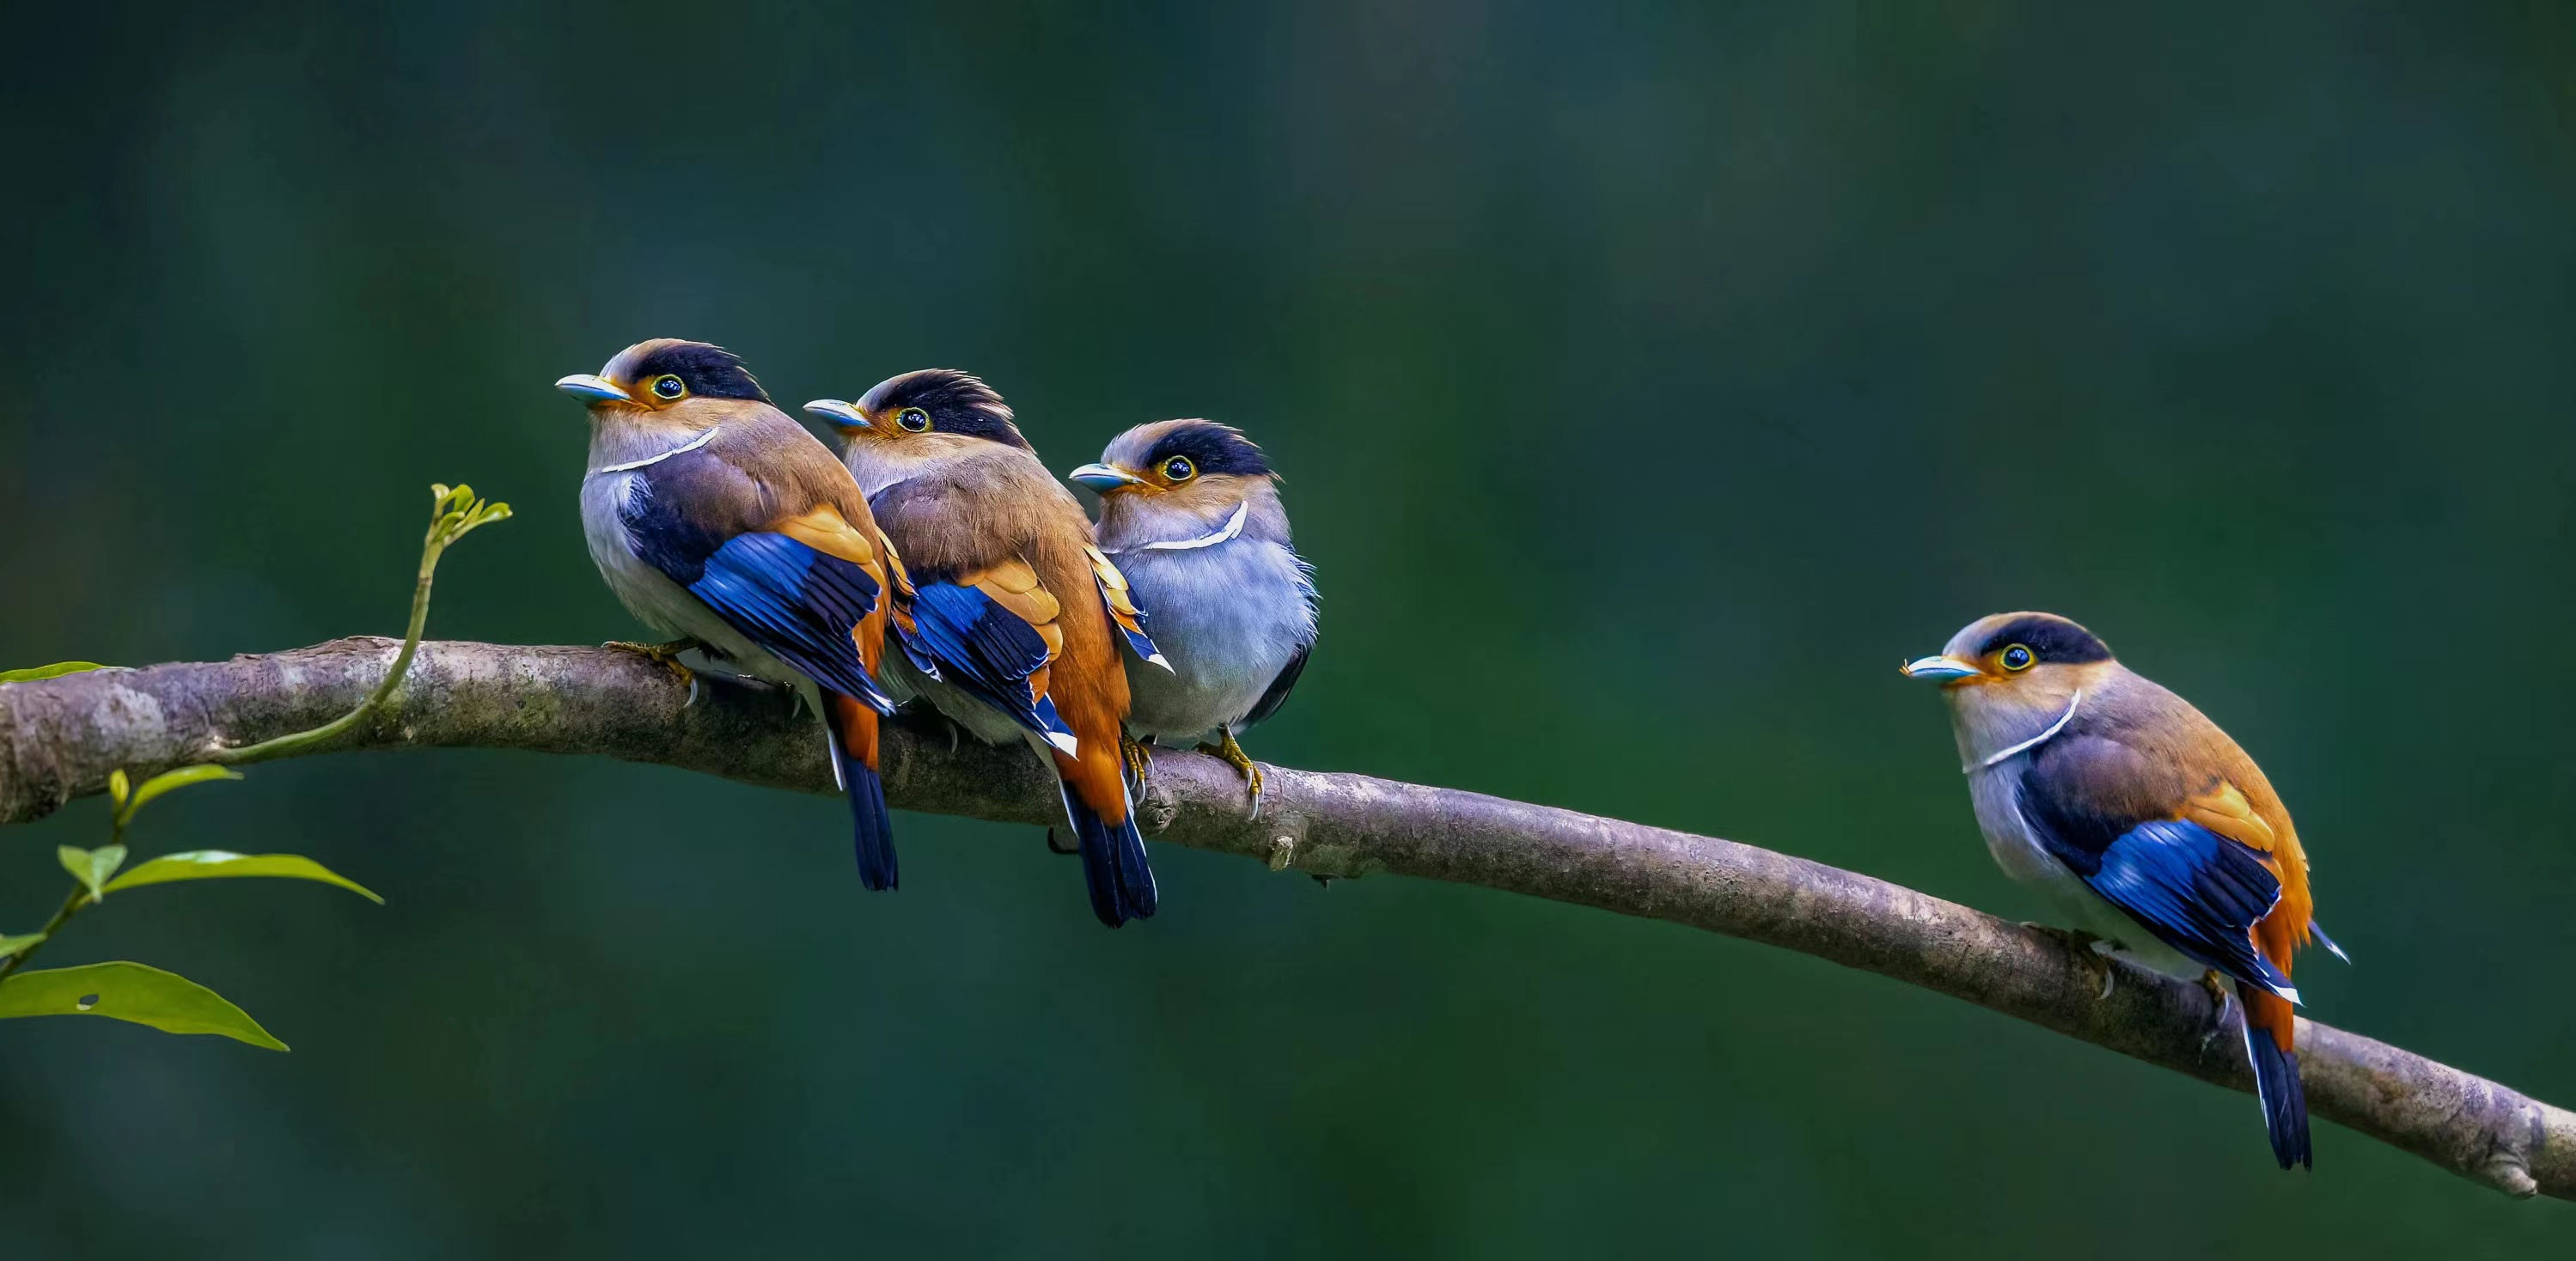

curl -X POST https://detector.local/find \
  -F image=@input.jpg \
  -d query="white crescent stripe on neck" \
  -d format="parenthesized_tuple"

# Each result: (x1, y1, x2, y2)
(1139, 500, 1249, 551)
(1965, 688, 2084, 774)
(589, 427, 718, 475)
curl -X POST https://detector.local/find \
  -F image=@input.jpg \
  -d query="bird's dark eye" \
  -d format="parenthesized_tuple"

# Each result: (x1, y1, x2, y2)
(897, 407, 931, 432)
(1162, 455, 1195, 482)
(2000, 644, 2035, 672)
(651, 375, 685, 399)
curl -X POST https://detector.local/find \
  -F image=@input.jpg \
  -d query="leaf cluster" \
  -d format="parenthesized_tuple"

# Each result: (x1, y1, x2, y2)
(0, 482, 504, 1050)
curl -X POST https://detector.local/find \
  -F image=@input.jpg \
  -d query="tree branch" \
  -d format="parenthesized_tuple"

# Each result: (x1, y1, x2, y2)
(2, 638, 2567, 1200)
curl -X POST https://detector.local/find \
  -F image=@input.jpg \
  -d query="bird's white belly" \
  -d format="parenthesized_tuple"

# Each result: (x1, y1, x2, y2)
(1968, 759, 2200, 980)
(578, 472, 799, 687)
(1113, 540, 1309, 742)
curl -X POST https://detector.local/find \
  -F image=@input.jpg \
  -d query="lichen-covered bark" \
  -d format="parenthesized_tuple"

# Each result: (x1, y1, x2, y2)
(2, 638, 2567, 1200)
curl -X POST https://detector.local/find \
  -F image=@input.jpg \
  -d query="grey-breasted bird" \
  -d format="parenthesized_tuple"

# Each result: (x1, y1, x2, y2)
(1070, 420, 1317, 812)
(1901, 612, 2342, 1170)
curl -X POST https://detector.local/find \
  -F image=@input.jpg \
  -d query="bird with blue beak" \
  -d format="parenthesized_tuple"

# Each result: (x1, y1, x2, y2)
(1070, 420, 1317, 813)
(1902, 612, 2345, 1170)
(804, 372, 1167, 928)
(557, 339, 909, 890)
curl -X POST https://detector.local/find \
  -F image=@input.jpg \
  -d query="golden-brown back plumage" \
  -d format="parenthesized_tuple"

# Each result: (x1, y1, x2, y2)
(815, 369, 1156, 923)
(866, 444, 1133, 791)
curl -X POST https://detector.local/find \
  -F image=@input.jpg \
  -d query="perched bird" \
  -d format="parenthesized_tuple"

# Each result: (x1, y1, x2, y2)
(1901, 612, 2342, 1170)
(1069, 420, 1317, 809)
(803, 372, 1165, 928)
(557, 339, 909, 889)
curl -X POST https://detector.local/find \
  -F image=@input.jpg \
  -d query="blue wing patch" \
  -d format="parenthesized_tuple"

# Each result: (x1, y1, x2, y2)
(896, 582, 1077, 752)
(1110, 617, 1164, 671)
(687, 533, 891, 713)
(2082, 819, 2296, 1002)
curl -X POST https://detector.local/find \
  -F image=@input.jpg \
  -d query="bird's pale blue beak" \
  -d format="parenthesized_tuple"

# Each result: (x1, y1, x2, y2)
(803, 399, 869, 430)
(554, 374, 632, 404)
(1068, 463, 1147, 491)
(553, 373, 628, 401)
(1901, 655, 1982, 682)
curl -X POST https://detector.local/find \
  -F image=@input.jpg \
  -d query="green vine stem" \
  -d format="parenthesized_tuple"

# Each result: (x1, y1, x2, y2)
(209, 484, 509, 766)
(0, 765, 142, 984)
(0, 886, 89, 983)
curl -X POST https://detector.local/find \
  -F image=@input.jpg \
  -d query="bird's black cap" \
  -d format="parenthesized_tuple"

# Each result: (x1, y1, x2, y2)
(1141, 420, 1272, 478)
(626, 341, 770, 403)
(858, 369, 1029, 448)
(1975, 613, 2113, 665)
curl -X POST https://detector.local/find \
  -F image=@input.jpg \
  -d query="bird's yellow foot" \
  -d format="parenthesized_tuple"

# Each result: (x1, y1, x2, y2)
(2021, 923, 2119, 1000)
(1121, 734, 1157, 795)
(2197, 969, 2235, 1051)
(604, 638, 702, 704)
(1197, 728, 1265, 817)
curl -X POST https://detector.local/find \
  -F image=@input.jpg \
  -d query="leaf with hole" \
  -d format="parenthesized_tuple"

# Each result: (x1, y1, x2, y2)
(0, 661, 107, 684)
(58, 845, 127, 901)
(117, 765, 244, 824)
(0, 961, 287, 1050)
(105, 851, 383, 904)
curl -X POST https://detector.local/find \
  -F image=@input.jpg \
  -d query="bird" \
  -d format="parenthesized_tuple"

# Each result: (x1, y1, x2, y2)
(1068, 420, 1316, 812)
(803, 371, 1165, 928)
(556, 338, 909, 891)
(1901, 612, 2344, 1170)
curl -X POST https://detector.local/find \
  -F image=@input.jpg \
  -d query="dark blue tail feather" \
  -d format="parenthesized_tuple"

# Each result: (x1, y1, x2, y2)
(2242, 1008, 2311, 1170)
(833, 739, 898, 892)
(1058, 782, 1157, 928)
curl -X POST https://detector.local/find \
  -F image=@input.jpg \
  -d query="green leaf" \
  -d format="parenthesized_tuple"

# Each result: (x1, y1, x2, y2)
(0, 933, 46, 958)
(105, 851, 384, 904)
(117, 764, 244, 824)
(108, 768, 131, 809)
(426, 483, 510, 546)
(0, 961, 287, 1051)
(57, 845, 127, 901)
(0, 661, 106, 684)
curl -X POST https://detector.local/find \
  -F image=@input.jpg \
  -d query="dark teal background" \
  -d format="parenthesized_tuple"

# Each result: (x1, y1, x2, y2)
(5, 2, 2574, 1255)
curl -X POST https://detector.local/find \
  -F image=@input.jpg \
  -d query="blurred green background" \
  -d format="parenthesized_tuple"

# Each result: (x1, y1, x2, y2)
(6, 1, 2574, 1255)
